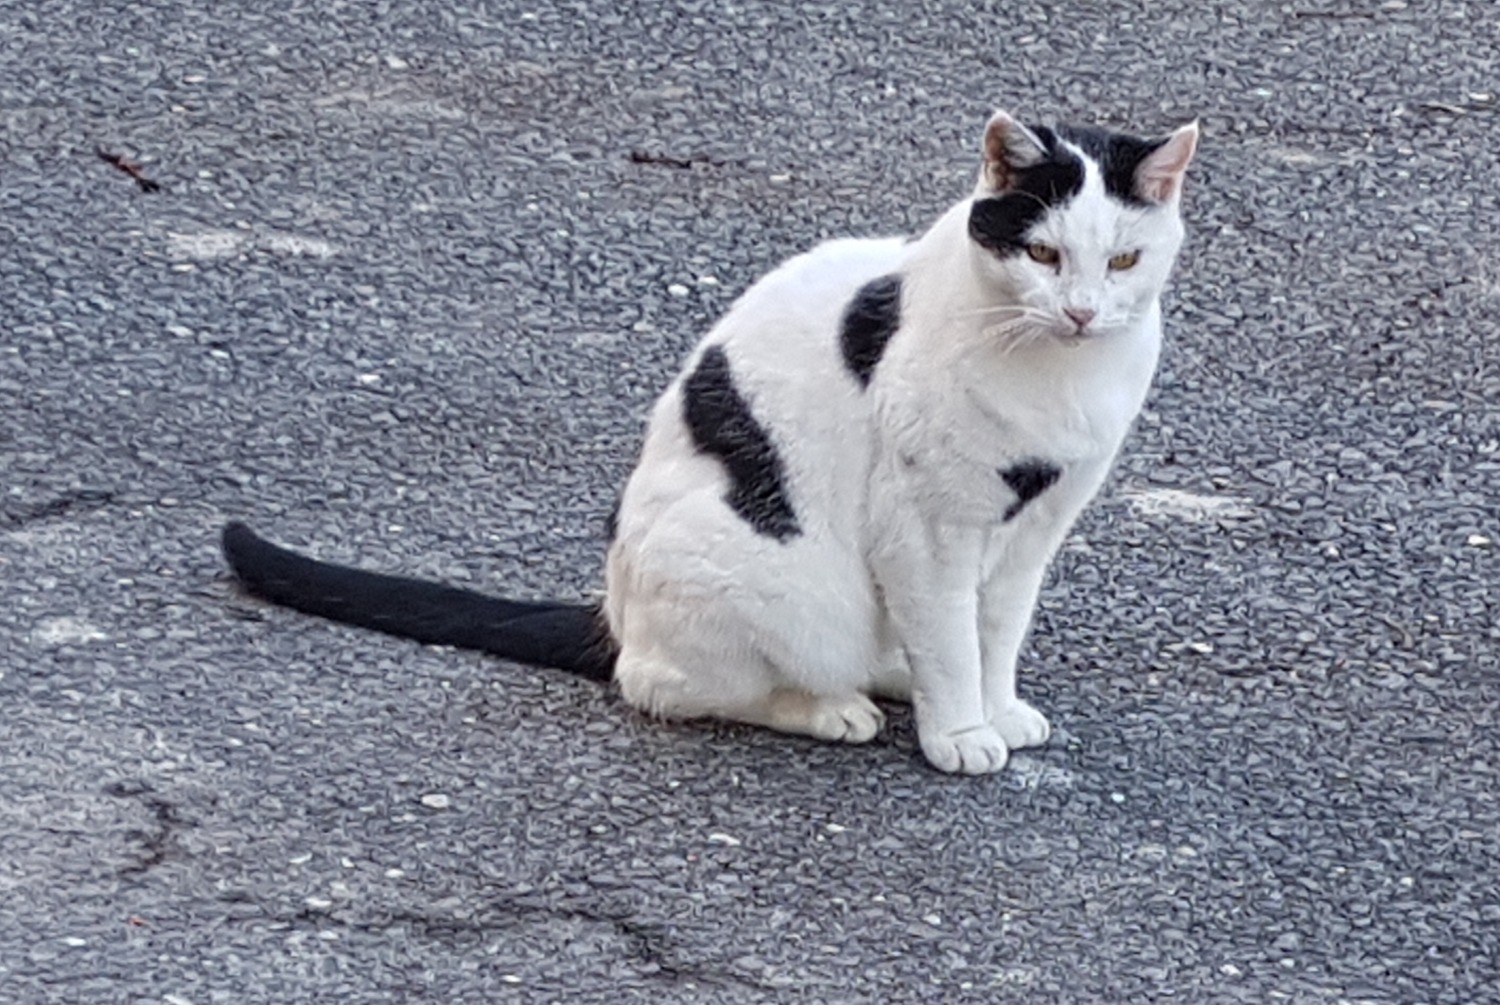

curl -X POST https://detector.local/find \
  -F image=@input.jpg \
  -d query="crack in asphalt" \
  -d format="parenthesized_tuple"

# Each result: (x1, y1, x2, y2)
(102, 780, 191, 877)
(1, 489, 116, 531)
(238, 892, 779, 993)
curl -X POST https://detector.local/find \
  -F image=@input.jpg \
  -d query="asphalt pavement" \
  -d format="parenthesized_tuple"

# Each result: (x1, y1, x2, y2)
(2, 1, 1498, 1002)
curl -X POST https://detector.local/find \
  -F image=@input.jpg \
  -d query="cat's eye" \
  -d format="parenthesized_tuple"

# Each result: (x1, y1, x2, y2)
(1026, 243, 1061, 266)
(1108, 250, 1141, 271)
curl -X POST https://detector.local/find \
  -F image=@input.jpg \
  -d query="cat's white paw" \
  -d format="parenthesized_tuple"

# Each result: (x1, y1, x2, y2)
(760, 691, 886, 744)
(989, 699, 1051, 751)
(919, 724, 1010, 775)
(807, 694, 886, 744)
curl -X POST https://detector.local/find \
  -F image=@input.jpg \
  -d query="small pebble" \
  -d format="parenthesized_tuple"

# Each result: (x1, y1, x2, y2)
(420, 793, 451, 810)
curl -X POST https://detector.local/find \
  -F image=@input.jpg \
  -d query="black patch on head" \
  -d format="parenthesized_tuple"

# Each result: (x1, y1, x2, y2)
(968, 126, 1085, 256)
(1000, 460, 1062, 521)
(840, 274, 903, 388)
(681, 346, 802, 542)
(1055, 125, 1169, 206)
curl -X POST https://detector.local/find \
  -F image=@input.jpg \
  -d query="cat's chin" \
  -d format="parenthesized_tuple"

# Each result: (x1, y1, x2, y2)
(1051, 327, 1104, 346)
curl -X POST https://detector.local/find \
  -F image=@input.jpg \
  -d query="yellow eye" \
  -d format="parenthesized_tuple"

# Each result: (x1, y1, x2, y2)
(1108, 250, 1141, 271)
(1026, 243, 1060, 266)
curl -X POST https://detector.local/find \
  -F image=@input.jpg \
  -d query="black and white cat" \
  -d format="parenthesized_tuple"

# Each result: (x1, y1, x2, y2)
(223, 110, 1199, 774)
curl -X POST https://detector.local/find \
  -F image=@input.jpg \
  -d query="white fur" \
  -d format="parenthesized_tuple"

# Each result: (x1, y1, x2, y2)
(604, 112, 1197, 773)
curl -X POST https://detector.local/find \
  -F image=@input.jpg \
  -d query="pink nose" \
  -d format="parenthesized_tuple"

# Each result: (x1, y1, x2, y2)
(1064, 307, 1096, 329)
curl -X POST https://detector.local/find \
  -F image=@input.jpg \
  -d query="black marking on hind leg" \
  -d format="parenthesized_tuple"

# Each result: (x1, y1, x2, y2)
(1001, 460, 1061, 521)
(682, 346, 802, 542)
(840, 274, 903, 388)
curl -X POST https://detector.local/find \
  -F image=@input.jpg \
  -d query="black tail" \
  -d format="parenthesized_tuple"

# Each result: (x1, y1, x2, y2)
(220, 522, 616, 681)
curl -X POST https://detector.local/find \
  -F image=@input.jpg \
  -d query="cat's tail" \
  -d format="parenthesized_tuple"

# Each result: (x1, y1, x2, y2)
(220, 522, 616, 681)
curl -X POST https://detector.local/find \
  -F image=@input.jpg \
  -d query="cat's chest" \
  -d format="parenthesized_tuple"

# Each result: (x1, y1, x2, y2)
(871, 331, 1156, 526)
(951, 352, 1149, 467)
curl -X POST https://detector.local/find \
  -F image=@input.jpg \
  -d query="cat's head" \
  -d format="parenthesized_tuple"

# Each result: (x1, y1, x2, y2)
(966, 111, 1198, 341)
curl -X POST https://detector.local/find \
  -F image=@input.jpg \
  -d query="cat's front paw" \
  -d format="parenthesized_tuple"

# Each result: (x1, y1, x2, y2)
(988, 699, 1051, 751)
(919, 724, 1010, 775)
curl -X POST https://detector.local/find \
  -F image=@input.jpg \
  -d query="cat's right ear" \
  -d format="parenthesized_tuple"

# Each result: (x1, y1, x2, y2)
(980, 111, 1049, 192)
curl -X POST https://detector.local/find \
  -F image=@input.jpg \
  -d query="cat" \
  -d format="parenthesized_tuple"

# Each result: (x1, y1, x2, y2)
(223, 109, 1199, 774)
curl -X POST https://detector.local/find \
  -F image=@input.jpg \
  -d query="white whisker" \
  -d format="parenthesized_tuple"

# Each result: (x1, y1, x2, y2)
(978, 314, 1050, 356)
(954, 303, 1041, 320)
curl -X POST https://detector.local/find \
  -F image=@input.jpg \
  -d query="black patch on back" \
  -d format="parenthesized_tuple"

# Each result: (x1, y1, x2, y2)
(840, 274, 903, 388)
(682, 346, 802, 542)
(1000, 460, 1062, 521)
(1055, 125, 1168, 206)
(968, 126, 1085, 256)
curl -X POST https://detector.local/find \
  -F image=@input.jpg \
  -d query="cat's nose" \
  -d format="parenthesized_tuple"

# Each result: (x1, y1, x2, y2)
(1063, 307, 1097, 330)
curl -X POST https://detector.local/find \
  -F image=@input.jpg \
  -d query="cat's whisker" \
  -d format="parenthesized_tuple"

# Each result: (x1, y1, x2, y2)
(955, 303, 1045, 321)
(982, 316, 1049, 355)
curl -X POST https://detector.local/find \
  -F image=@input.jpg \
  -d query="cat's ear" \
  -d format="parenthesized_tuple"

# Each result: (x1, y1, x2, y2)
(979, 111, 1049, 192)
(1135, 121, 1200, 204)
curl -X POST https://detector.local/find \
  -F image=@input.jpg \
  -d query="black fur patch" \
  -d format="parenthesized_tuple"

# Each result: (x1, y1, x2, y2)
(682, 345, 802, 542)
(1056, 125, 1169, 206)
(840, 274, 903, 388)
(1001, 460, 1062, 521)
(604, 490, 622, 542)
(968, 127, 1085, 256)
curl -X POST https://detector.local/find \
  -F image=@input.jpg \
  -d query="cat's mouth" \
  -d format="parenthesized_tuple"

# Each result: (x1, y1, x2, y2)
(1051, 323, 1103, 344)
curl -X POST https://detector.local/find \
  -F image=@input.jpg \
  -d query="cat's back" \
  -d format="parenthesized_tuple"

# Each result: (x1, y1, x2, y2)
(618, 235, 910, 552)
(697, 235, 910, 432)
(714, 235, 909, 360)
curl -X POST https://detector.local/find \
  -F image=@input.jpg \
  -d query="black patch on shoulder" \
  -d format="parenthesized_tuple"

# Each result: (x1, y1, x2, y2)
(1000, 460, 1062, 521)
(840, 274, 903, 388)
(968, 126, 1085, 256)
(1055, 125, 1168, 206)
(682, 346, 802, 542)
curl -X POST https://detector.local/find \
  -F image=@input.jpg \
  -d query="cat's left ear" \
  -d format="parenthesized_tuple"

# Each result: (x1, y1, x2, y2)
(1135, 121, 1200, 204)
(980, 110, 1050, 192)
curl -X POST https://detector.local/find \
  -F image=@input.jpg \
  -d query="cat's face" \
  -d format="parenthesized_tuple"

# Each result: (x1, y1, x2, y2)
(966, 113, 1198, 342)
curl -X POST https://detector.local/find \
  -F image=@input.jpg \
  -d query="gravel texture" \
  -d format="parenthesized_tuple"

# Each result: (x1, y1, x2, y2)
(2, 1, 1498, 1002)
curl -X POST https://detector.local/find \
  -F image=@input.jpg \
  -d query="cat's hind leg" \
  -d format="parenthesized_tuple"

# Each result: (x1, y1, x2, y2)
(615, 643, 885, 744)
(609, 474, 888, 744)
(738, 688, 886, 743)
